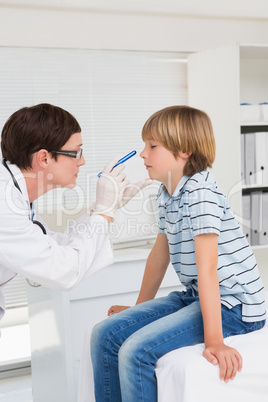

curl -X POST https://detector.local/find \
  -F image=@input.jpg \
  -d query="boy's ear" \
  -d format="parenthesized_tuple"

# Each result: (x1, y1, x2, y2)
(180, 151, 192, 159)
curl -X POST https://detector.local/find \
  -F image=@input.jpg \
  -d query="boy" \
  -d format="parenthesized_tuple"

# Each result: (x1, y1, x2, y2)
(91, 105, 266, 402)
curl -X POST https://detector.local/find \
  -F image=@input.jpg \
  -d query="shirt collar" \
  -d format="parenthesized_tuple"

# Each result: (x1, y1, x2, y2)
(157, 175, 190, 205)
(172, 175, 191, 197)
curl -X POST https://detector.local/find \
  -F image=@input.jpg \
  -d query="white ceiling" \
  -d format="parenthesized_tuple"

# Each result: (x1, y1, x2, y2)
(1, 0, 268, 19)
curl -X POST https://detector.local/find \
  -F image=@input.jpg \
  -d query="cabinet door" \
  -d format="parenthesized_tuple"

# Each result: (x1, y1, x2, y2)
(188, 46, 242, 219)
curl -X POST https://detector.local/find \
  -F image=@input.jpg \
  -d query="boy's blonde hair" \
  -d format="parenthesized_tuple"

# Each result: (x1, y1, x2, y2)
(142, 105, 216, 176)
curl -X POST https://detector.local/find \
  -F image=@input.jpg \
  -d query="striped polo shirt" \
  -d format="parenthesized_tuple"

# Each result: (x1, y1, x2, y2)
(158, 171, 266, 323)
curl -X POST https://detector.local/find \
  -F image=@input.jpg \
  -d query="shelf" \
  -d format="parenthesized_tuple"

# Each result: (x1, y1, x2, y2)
(241, 124, 268, 133)
(188, 44, 268, 258)
(242, 185, 268, 193)
(240, 44, 268, 60)
(252, 245, 268, 252)
(241, 122, 268, 126)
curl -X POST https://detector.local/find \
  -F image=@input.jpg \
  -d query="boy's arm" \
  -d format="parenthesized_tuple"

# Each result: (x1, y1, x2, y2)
(136, 232, 170, 304)
(108, 233, 170, 315)
(194, 233, 242, 383)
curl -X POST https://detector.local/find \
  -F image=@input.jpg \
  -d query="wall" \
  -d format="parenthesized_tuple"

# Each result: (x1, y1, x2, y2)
(0, 1, 268, 52)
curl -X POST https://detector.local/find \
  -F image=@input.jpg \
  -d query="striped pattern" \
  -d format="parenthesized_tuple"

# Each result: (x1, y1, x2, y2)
(158, 171, 266, 323)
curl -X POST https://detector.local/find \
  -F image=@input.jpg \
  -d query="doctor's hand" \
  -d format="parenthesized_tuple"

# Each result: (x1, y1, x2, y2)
(93, 157, 152, 218)
(108, 305, 131, 316)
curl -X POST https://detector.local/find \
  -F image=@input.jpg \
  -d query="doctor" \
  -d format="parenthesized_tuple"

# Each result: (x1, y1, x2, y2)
(0, 103, 151, 321)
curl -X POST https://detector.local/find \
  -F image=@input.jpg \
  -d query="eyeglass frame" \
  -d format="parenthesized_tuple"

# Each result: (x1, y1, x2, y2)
(52, 148, 83, 160)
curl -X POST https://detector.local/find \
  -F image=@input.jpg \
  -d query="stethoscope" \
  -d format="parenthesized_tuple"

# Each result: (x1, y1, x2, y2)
(2, 159, 46, 287)
(2, 159, 47, 235)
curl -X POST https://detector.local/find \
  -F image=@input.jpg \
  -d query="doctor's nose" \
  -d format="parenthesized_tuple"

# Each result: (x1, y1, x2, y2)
(78, 154, 86, 166)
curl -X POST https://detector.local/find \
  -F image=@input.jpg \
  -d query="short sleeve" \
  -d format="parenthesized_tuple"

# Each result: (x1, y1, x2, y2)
(158, 212, 166, 234)
(187, 183, 225, 237)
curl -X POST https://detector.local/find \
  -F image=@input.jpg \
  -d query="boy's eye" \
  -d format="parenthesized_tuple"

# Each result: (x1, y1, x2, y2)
(150, 145, 157, 149)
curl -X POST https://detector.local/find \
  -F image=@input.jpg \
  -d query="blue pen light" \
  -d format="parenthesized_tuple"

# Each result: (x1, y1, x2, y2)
(98, 150, 137, 177)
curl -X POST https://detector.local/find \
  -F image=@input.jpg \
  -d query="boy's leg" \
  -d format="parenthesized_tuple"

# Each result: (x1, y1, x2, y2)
(90, 290, 189, 402)
(119, 302, 265, 402)
(118, 299, 204, 402)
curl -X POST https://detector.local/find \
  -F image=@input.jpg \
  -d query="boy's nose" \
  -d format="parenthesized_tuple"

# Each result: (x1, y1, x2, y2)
(140, 148, 146, 159)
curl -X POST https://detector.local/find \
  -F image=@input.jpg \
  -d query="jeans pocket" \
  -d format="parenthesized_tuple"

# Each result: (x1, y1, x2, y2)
(252, 319, 266, 331)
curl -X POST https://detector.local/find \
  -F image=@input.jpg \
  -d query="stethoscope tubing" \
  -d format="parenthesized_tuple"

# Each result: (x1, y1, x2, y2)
(2, 159, 47, 234)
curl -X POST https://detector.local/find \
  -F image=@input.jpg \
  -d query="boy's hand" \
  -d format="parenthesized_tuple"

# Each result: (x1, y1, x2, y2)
(108, 305, 130, 316)
(203, 342, 242, 382)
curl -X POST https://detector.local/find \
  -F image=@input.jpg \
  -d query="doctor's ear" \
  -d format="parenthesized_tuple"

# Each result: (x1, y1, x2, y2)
(34, 149, 51, 168)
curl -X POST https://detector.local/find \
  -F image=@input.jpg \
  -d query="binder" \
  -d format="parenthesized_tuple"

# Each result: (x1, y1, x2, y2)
(251, 191, 262, 245)
(242, 194, 251, 244)
(255, 132, 267, 185)
(245, 133, 256, 186)
(264, 132, 268, 185)
(259, 192, 268, 245)
(241, 134, 245, 184)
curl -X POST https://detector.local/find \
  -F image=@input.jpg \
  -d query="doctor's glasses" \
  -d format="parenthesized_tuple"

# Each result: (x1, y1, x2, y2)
(52, 148, 83, 160)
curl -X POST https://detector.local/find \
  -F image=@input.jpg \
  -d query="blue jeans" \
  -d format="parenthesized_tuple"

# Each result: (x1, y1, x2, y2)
(90, 289, 265, 402)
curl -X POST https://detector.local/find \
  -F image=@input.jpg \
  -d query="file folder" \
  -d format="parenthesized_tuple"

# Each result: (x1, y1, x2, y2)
(242, 194, 251, 244)
(251, 191, 262, 245)
(255, 132, 267, 185)
(241, 134, 245, 184)
(259, 192, 268, 245)
(245, 133, 256, 186)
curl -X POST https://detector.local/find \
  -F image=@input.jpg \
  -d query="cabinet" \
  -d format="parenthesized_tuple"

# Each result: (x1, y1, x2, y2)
(27, 248, 181, 402)
(241, 124, 268, 246)
(188, 44, 268, 287)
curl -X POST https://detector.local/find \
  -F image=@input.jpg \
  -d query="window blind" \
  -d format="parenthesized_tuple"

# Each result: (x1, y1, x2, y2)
(1, 275, 28, 309)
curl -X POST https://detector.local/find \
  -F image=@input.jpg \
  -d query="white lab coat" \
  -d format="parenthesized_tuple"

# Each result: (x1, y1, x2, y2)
(0, 161, 113, 318)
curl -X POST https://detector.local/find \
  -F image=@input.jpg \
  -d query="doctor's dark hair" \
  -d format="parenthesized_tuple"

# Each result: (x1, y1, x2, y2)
(1, 103, 81, 170)
(142, 105, 216, 176)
